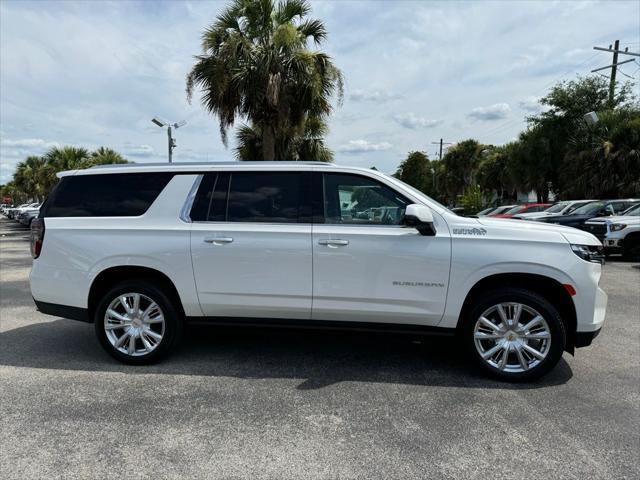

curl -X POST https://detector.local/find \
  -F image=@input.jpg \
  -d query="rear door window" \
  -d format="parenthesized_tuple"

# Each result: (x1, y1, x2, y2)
(227, 173, 302, 223)
(41, 173, 174, 217)
(190, 171, 310, 223)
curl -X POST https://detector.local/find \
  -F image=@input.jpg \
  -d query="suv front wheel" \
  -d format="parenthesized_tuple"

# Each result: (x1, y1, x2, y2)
(463, 288, 566, 382)
(94, 280, 182, 364)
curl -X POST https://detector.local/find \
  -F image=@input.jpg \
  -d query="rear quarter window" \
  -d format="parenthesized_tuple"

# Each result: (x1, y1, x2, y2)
(41, 173, 174, 217)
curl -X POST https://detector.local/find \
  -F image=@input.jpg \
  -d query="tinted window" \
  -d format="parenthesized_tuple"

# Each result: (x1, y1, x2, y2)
(572, 202, 603, 215)
(323, 173, 410, 225)
(189, 173, 231, 222)
(42, 173, 173, 217)
(190, 174, 216, 221)
(611, 202, 630, 214)
(227, 173, 301, 223)
(546, 202, 570, 213)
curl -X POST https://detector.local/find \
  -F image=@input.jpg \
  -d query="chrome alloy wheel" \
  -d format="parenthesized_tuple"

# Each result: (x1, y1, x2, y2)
(104, 293, 165, 357)
(473, 302, 551, 373)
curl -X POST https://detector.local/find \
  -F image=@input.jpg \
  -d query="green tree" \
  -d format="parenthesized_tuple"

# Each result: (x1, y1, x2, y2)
(476, 144, 517, 204)
(460, 184, 484, 215)
(40, 146, 91, 194)
(394, 151, 432, 194)
(560, 106, 640, 198)
(234, 115, 333, 162)
(14, 156, 47, 201)
(519, 75, 637, 200)
(186, 0, 343, 161)
(90, 147, 128, 165)
(6, 146, 130, 201)
(441, 139, 488, 203)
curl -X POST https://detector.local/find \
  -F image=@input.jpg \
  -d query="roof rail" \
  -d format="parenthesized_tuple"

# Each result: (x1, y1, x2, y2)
(89, 161, 336, 169)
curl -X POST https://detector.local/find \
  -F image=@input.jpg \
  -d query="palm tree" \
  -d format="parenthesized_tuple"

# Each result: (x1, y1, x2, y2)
(14, 156, 47, 201)
(40, 146, 90, 194)
(234, 115, 333, 162)
(90, 147, 128, 165)
(186, 0, 343, 160)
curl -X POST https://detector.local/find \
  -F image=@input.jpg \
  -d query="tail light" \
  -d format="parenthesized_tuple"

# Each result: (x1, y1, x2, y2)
(30, 218, 45, 259)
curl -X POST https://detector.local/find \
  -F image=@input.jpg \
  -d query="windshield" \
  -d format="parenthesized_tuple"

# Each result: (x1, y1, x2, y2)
(622, 204, 640, 216)
(545, 202, 570, 213)
(383, 175, 452, 214)
(505, 205, 524, 214)
(572, 201, 603, 215)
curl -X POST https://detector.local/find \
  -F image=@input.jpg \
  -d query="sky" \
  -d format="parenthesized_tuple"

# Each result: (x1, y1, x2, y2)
(1, 0, 639, 183)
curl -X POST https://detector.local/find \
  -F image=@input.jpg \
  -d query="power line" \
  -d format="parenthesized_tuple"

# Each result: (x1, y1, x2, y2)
(592, 40, 640, 105)
(431, 138, 452, 160)
(475, 50, 603, 140)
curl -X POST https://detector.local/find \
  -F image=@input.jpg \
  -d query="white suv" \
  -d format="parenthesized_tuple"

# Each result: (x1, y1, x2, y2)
(30, 162, 607, 381)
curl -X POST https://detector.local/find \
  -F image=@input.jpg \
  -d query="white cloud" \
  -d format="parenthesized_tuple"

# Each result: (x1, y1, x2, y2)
(518, 96, 547, 114)
(393, 113, 442, 129)
(349, 89, 402, 102)
(121, 143, 154, 157)
(337, 140, 392, 153)
(468, 103, 511, 121)
(0, 138, 58, 149)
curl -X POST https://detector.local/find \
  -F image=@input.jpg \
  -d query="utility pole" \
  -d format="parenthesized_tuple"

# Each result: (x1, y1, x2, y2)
(592, 41, 639, 106)
(431, 138, 452, 160)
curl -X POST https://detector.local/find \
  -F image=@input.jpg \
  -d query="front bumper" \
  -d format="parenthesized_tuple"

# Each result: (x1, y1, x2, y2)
(575, 286, 607, 349)
(603, 237, 623, 253)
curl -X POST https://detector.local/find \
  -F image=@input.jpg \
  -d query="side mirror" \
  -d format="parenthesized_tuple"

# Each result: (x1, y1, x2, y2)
(404, 204, 436, 236)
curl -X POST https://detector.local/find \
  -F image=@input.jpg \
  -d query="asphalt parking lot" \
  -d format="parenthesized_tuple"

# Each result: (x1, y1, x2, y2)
(0, 217, 638, 479)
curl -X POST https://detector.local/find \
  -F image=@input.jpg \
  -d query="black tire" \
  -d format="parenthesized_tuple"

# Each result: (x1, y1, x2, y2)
(94, 279, 183, 365)
(462, 287, 566, 382)
(622, 235, 640, 261)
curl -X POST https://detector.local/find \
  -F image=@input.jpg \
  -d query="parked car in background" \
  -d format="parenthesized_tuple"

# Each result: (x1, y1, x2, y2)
(493, 203, 552, 219)
(513, 200, 596, 220)
(30, 162, 607, 382)
(17, 206, 40, 226)
(583, 203, 640, 260)
(540, 199, 639, 230)
(6, 203, 37, 219)
(477, 206, 497, 216)
(486, 205, 517, 216)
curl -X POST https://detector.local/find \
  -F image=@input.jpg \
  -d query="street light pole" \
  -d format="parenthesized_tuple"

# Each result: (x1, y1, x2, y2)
(152, 117, 185, 163)
(167, 125, 173, 163)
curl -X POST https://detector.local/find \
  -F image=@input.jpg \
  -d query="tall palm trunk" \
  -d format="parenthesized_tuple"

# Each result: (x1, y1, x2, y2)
(262, 125, 276, 161)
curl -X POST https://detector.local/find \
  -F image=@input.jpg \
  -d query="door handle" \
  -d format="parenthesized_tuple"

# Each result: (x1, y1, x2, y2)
(204, 237, 234, 245)
(318, 239, 349, 247)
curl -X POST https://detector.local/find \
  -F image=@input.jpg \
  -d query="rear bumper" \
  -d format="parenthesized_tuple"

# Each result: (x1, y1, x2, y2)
(34, 299, 91, 323)
(575, 327, 602, 348)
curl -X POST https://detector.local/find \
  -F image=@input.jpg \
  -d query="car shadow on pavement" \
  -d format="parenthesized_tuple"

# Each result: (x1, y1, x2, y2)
(0, 318, 573, 390)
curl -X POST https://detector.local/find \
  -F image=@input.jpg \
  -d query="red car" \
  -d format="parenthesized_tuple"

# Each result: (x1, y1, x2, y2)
(493, 203, 552, 218)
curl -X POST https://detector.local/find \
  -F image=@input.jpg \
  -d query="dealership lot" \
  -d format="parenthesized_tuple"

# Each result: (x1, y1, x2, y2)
(0, 217, 638, 479)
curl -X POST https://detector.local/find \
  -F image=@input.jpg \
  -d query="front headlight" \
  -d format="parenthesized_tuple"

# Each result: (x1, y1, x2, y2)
(571, 244, 605, 264)
(609, 223, 626, 232)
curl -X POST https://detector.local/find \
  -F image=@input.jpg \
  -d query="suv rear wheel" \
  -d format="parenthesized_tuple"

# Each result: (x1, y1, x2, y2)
(463, 288, 566, 381)
(94, 280, 182, 364)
